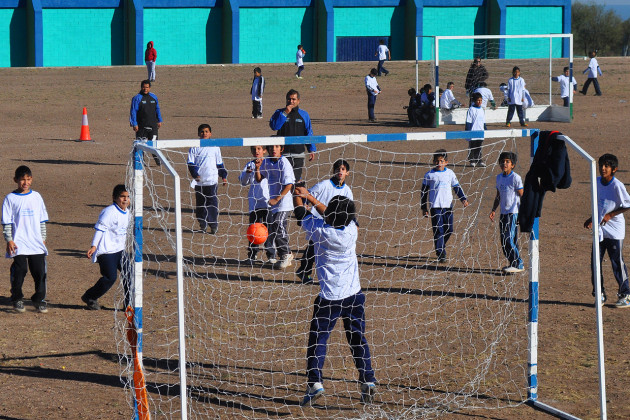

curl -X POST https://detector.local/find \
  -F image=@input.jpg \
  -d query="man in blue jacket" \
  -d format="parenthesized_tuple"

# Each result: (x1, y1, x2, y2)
(130, 80, 163, 141)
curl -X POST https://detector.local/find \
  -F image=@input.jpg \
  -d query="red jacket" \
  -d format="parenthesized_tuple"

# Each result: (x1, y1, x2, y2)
(145, 42, 157, 62)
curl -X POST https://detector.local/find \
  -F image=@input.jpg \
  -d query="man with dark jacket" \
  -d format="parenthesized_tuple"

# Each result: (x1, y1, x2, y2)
(130, 80, 163, 141)
(269, 89, 316, 181)
(465, 57, 489, 100)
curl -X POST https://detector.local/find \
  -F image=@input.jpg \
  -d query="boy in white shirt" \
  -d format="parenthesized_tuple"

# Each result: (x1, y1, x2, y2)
(375, 39, 390, 76)
(239, 145, 270, 263)
(465, 92, 487, 167)
(584, 154, 630, 307)
(292, 192, 376, 406)
(505, 66, 528, 127)
(82, 185, 131, 310)
(580, 50, 602, 96)
(421, 150, 469, 262)
(473, 82, 496, 109)
(295, 159, 353, 284)
(2, 165, 49, 313)
(187, 124, 228, 234)
(295, 45, 305, 79)
(250, 67, 265, 118)
(365, 68, 381, 122)
(255, 145, 296, 269)
(440, 82, 462, 110)
(489, 152, 525, 274)
(552, 66, 577, 107)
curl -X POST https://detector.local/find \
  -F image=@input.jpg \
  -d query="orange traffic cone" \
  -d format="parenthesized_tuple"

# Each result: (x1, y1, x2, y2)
(79, 107, 92, 141)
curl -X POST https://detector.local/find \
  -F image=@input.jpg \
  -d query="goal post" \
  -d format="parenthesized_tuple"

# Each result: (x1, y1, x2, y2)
(415, 34, 574, 126)
(120, 129, 603, 419)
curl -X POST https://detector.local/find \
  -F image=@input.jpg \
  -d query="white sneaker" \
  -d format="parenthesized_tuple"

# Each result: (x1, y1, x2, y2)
(300, 382, 324, 406)
(267, 256, 277, 264)
(360, 382, 376, 404)
(274, 253, 294, 269)
(503, 266, 525, 274)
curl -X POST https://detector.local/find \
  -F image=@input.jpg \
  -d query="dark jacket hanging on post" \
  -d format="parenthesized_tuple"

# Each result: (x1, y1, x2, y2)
(519, 131, 572, 232)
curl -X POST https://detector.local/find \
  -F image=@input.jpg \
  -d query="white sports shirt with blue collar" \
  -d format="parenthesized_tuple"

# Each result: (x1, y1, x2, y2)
(90, 203, 130, 262)
(2, 190, 48, 257)
(596, 176, 630, 241)
(239, 161, 270, 212)
(259, 156, 295, 213)
(308, 179, 353, 218)
(496, 171, 523, 214)
(187, 146, 224, 186)
(422, 168, 463, 209)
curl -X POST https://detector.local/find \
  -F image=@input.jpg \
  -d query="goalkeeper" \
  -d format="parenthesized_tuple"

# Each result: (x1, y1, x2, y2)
(293, 190, 376, 406)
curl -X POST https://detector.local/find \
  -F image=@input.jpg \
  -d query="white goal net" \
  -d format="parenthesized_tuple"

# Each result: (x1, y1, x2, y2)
(116, 131, 541, 419)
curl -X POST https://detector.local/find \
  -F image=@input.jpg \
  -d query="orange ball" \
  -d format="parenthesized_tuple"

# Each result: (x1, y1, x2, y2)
(246, 223, 268, 245)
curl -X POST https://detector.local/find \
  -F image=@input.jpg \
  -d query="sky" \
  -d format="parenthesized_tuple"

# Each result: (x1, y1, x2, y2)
(573, 0, 630, 20)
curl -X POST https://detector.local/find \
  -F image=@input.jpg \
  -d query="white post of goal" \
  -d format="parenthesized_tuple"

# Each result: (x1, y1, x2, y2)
(434, 36, 440, 127)
(133, 143, 189, 420)
(526, 132, 607, 420)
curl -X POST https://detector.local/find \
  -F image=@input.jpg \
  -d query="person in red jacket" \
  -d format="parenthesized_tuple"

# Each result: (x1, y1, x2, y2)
(145, 41, 157, 82)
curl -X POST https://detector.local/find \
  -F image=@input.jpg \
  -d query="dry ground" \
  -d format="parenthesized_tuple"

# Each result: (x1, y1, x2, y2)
(0, 58, 629, 419)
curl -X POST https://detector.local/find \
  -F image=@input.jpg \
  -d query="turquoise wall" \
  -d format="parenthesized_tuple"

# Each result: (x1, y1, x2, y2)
(333, 7, 404, 61)
(505, 6, 563, 58)
(144, 8, 222, 65)
(0, 7, 26, 67)
(239, 7, 313, 64)
(42, 8, 124, 67)
(421, 7, 485, 60)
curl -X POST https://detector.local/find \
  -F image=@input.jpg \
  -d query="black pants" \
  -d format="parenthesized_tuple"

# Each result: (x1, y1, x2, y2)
(419, 105, 436, 128)
(581, 78, 602, 95)
(84, 250, 132, 306)
(298, 240, 316, 276)
(285, 156, 306, 182)
(467, 139, 484, 163)
(10, 254, 47, 303)
(194, 184, 219, 231)
(252, 100, 262, 118)
(506, 105, 525, 125)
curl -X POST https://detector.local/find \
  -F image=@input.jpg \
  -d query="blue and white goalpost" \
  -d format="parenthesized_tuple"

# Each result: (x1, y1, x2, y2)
(125, 129, 604, 420)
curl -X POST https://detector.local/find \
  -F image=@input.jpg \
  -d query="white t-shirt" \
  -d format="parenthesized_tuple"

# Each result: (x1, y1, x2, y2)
(187, 146, 224, 186)
(90, 203, 129, 262)
(422, 168, 462, 209)
(296, 49, 304, 66)
(507, 76, 526, 105)
(239, 161, 270, 212)
(440, 89, 458, 109)
(365, 75, 379, 96)
(473, 86, 494, 108)
(555, 74, 577, 98)
(586, 57, 600, 78)
(466, 105, 485, 136)
(2, 190, 48, 257)
(302, 215, 361, 301)
(259, 156, 295, 213)
(596, 176, 630, 241)
(496, 171, 523, 214)
(377, 44, 389, 60)
(308, 179, 353, 218)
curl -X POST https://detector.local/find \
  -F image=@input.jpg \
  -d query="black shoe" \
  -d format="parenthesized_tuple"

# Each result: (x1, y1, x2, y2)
(580, 91, 586, 95)
(209, 226, 218, 235)
(81, 293, 100, 310)
(13, 300, 25, 313)
(595, 93, 602, 96)
(36, 301, 48, 313)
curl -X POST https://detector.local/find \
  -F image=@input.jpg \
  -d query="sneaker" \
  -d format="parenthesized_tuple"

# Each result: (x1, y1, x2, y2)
(477, 161, 486, 168)
(13, 300, 25, 313)
(469, 161, 477, 167)
(300, 382, 324, 406)
(503, 266, 525, 274)
(295, 74, 299, 79)
(36, 301, 48, 313)
(595, 93, 602, 96)
(505, 123, 511, 127)
(360, 382, 376, 404)
(274, 253, 294, 269)
(298, 76, 303, 79)
(256, 116, 263, 119)
(208, 226, 218, 235)
(521, 123, 529, 127)
(298, 270, 314, 284)
(615, 295, 630, 308)
(81, 293, 100, 310)
(580, 91, 586, 95)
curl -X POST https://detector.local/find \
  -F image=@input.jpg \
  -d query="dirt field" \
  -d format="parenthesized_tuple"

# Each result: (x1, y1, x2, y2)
(0, 58, 629, 419)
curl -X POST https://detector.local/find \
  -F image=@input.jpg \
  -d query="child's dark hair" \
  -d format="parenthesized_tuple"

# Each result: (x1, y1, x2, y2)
(324, 196, 356, 228)
(471, 92, 483, 102)
(408, 87, 416, 96)
(598, 153, 618, 170)
(433, 149, 447, 162)
(333, 159, 350, 173)
(198, 123, 211, 134)
(112, 184, 128, 199)
(563, 66, 569, 72)
(499, 151, 517, 165)
(297, 44, 303, 50)
(14, 165, 32, 179)
(253, 67, 261, 74)
(512, 66, 520, 74)
(447, 82, 454, 88)
(266, 144, 284, 153)
(379, 39, 386, 45)
(423, 83, 432, 92)
(370, 68, 378, 76)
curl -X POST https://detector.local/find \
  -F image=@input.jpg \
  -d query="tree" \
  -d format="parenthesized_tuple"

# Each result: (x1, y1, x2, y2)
(572, 1, 623, 56)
